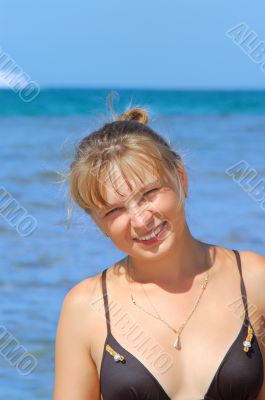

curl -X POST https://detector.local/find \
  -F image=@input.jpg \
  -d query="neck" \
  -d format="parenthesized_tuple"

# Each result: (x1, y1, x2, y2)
(127, 225, 214, 290)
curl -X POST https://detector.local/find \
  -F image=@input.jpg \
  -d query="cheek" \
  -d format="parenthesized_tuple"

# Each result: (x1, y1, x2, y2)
(151, 193, 185, 234)
(153, 191, 183, 217)
(108, 218, 133, 251)
(107, 215, 129, 237)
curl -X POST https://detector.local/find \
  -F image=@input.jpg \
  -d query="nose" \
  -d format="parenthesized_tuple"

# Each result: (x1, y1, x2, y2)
(129, 205, 154, 231)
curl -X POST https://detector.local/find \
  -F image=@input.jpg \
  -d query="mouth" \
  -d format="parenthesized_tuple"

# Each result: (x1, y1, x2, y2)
(133, 221, 167, 242)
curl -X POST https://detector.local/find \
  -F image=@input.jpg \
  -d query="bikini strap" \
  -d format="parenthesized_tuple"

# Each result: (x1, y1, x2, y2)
(232, 249, 250, 324)
(101, 268, 111, 334)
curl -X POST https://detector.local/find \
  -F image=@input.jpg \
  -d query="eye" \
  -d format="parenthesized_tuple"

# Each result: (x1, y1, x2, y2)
(143, 188, 159, 196)
(105, 207, 123, 217)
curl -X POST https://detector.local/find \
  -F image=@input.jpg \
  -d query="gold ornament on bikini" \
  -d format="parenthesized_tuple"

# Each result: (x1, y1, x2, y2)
(243, 325, 253, 352)
(105, 344, 126, 363)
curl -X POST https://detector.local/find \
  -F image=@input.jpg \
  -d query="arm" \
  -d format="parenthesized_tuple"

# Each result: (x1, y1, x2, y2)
(240, 251, 265, 400)
(53, 277, 100, 400)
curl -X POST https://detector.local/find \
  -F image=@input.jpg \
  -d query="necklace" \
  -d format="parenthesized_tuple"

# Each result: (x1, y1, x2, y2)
(127, 247, 209, 350)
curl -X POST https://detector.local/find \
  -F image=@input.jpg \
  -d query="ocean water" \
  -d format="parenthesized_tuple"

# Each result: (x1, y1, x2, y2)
(0, 89, 265, 399)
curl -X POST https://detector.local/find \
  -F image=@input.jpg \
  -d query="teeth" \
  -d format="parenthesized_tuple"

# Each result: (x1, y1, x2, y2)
(137, 222, 165, 241)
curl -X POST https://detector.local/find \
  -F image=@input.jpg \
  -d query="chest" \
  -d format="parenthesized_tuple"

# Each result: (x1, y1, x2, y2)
(91, 303, 262, 399)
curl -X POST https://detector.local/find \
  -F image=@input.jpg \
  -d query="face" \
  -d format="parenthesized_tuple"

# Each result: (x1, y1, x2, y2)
(91, 164, 188, 261)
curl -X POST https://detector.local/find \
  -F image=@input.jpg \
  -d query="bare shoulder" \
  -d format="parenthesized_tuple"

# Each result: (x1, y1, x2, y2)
(239, 250, 265, 279)
(216, 246, 265, 313)
(219, 246, 265, 281)
(61, 258, 126, 314)
(61, 272, 103, 320)
(64, 273, 101, 304)
(238, 250, 265, 313)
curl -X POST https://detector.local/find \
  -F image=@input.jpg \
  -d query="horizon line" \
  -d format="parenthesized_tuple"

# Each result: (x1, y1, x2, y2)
(1, 86, 265, 92)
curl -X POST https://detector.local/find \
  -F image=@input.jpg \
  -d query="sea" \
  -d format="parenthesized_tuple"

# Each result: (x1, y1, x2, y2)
(0, 88, 265, 399)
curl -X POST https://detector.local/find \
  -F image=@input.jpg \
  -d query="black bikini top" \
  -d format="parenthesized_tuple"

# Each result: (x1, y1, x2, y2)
(99, 250, 264, 399)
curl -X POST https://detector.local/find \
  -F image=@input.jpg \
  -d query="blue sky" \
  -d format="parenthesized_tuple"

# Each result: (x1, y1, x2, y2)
(0, 0, 265, 89)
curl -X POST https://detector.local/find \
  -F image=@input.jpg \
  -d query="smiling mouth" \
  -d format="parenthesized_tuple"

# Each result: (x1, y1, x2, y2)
(133, 221, 167, 241)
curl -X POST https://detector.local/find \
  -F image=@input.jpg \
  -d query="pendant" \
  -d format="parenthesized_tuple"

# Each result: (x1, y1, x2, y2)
(173, 335, 181, 350)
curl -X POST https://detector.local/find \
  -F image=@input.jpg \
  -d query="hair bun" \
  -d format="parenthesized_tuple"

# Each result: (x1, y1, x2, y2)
(118, 108, 149, 125)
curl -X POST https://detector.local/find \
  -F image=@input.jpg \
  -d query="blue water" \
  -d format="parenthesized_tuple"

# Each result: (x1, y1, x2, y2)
(1, 88, 265, 116)
(0, 89, 265, 399)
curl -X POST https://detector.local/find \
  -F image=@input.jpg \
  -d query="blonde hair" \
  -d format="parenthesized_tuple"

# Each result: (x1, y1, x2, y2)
(66, 106, 187, 224)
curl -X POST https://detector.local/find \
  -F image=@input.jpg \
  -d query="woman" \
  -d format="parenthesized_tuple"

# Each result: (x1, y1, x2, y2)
(53, 107, 265, 400)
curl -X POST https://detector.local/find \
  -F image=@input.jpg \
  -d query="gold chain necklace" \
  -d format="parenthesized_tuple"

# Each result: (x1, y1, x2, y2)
(127, 251, 209, 350)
